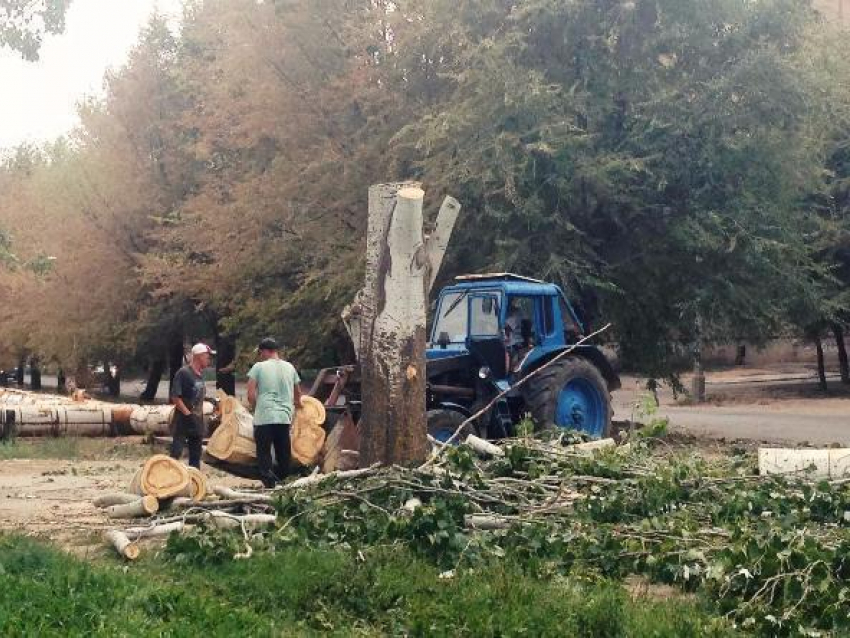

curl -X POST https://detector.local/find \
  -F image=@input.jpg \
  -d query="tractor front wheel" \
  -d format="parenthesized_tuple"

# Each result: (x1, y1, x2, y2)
(523, 358, 612, 439)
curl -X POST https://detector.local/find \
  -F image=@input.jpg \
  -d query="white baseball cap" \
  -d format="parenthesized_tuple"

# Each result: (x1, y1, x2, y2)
(191, 343, 216, 356)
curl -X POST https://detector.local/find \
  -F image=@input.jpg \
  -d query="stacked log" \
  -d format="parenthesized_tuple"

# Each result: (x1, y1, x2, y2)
(0, 388, 212, 438)
(206, 393, 328, 470)
(129, 455, 191, 499)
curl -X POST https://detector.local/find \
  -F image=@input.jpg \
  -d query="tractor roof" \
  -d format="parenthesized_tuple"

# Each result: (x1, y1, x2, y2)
(447, 273, 561, 296)
(454, 273, 543, 284)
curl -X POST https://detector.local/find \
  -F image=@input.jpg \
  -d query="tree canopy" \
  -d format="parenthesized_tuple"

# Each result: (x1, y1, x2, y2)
(1, 0, 849, 383)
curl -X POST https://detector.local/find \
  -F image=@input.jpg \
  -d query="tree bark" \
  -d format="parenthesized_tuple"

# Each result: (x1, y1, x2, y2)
(815, 334, 828, 392)
(359, 184, 429, 467)
(140, 358, 166, 401)
(15, 355, 24, 386)
(832, 323, 849, 385)
(168, 337, 185, 391)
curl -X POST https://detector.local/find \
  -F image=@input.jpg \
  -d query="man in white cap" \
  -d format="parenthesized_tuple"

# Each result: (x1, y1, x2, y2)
(170, 343, 214, 468)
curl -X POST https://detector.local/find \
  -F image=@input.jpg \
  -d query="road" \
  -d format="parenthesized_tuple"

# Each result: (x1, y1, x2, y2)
(614, 372, 850, 446)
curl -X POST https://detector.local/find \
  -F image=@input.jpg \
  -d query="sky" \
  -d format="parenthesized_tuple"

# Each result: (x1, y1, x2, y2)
(0, 0, 184, 151)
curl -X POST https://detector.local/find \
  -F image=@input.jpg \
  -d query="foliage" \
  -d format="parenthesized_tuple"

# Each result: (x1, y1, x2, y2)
(1, 0, 850, 376)
(165, 439, 850, 635)
(0, 534, 731, 637)
(0, 0, 72, 61)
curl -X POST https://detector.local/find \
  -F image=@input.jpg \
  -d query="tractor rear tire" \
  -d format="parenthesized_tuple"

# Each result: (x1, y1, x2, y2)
(523, 357, 612, 439)
(427, 409, 475, 445)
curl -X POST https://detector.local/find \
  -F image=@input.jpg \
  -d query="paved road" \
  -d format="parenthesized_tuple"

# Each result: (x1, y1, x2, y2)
(658, 406, 849, 445)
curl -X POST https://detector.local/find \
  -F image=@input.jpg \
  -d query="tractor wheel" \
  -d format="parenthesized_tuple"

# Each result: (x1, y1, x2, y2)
(427, 409, 475, 445)
(523, 358, 612, 439)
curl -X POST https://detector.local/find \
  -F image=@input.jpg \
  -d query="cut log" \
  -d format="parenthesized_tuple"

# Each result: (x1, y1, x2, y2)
(206, 511, 277, 530)
(105, 495, 160, 519)
(124, 521, 188, 539)
(105, 530, 140, 560)
(93, 493, 143, 508)
(290, 396, 327, 466)
(360, 184, 429, 467)
(186, 467, 208, 501)
(758, 448, 850, 479)
(130, 455, 190, 499)
(464, 434, 505, 458)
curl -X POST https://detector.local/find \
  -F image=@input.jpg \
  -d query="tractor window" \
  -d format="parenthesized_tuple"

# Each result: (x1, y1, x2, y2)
(559, 297, 582, 342)
(470, 295, 501, 337)
(432, 292, 469, 343)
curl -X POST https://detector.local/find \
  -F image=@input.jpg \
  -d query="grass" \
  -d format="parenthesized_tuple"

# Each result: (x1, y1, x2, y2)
(0, 437, 156, 461)
(0, 535, 737, 637)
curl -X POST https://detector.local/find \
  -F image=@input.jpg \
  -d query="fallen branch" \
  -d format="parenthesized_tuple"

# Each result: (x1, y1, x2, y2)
(93, 493, 144, 508)
(105, 530, 140, 560)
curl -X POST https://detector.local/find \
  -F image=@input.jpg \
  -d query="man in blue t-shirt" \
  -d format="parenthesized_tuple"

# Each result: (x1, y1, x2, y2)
(247, 337, 302, 487)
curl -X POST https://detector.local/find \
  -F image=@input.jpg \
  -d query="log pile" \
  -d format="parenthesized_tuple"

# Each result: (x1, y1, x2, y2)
(205, 392, 329, 470)
(0, 387, 213, 439)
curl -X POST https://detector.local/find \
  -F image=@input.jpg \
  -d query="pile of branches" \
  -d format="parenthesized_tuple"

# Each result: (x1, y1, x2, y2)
(158, 434, 850, 635)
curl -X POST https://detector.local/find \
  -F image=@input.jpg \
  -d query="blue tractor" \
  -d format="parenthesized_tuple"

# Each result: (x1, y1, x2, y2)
(424, 273, 620, 442)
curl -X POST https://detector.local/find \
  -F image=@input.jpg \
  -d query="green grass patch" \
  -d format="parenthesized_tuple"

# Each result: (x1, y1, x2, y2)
(0, 534, 734, 637)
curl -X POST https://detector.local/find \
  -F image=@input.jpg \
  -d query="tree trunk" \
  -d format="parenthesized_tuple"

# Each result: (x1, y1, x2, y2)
(57, 368, 66, 393)
(359, 183, 428, 467)
(815, 334, 828, 392)
(29, 360, 41, 391)
(216, 334, 237, 396)
(832, 323, 849, 385)
(15, 355, 24, 386)
(106, 365, 121, 397)
(168, 337, 185, 390)
(140, 358, 165, 401)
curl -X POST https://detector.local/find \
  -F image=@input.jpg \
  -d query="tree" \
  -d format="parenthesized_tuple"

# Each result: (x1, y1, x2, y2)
(1, 0, 73, 60)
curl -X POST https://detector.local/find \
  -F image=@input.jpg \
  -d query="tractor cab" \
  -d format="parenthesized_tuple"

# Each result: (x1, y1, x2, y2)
(428, 273, 584, 378)
(426, 273, 619, 440)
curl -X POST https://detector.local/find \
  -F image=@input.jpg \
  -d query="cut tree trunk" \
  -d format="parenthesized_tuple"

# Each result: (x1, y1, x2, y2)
(141, 358, 165, 401)
(833, 323, 849, 385)
(359, 184, 429, 467)
(815, 334, 828, 392)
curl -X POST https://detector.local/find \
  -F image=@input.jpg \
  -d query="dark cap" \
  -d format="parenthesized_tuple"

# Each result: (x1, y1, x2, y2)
(258, 337, 279, 351)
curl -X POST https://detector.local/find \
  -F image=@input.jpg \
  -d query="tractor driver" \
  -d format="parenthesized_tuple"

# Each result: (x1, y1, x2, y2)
(504, 298, 532, 372)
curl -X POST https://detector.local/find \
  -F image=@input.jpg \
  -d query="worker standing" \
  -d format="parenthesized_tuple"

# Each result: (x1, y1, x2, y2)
(170, 343, 214, 469)
(247, 337, 302, 488)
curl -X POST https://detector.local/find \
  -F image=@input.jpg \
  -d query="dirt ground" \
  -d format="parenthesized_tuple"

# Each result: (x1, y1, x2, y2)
(0, 438, 257, 554)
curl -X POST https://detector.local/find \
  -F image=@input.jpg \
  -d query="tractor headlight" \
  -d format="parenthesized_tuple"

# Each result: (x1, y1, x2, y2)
(478, 366, 491, 380)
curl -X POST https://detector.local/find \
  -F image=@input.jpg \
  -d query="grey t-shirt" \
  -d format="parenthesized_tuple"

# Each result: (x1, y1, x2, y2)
(247, 359, 301, 425)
